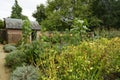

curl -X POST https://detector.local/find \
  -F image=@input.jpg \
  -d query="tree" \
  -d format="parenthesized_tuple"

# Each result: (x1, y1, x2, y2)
(33, 0, 96, 31)
(112, 0, 120, 28)
(10, 0, 28, 20)
(92, 0, 120, 28)
(21, 19, 32, 45)
(32, 4, 46, 24)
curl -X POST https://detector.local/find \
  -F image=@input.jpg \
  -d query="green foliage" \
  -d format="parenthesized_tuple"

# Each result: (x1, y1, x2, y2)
(33, 0, 120, 30)
(41, 12, 63, 31)
(71, 18, 89, 41)
(0, 19, 4, 29)
(3, 44, 17, 53)
(21, 15, 29, 20)
(10, 65, 39, 80)
(92, 0, 120, 28)
(94, 28, 120, 39)
(5, 50, 26, 70)
(36, 37, 120, 80)
(32, 4, 46, 24)
(10, 0, 28, 20)
(88, 16, 102, 27)
(21, 19, 32, 45)
(33, 0, 97, 31)
(11, 0, 22, 18)
(5, 40, 50, 70)
(20, 40, 51, 65)
(5, 30, 120, 79)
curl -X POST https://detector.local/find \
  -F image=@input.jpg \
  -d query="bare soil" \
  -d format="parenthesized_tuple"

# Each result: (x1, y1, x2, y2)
(0, 44, 10, 80)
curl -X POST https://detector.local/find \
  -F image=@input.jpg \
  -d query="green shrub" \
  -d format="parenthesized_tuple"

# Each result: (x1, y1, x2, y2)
(5, 41, 51, 70)
(3, 44, 17, 53)
(94, 28, 120, 39)
(5, 50, 27, 70)
(10, 65, 39, 80)
(5, 32, 120, 80)
(18, 40, 51, 65)
(36, 37, 120, 80)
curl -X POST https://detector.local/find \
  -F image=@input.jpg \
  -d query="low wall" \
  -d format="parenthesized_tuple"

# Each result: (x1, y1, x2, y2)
(7, 29, 22, 43)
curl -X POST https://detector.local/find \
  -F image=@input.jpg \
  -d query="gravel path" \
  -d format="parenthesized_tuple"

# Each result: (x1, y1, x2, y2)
(0, 44, 10, 80)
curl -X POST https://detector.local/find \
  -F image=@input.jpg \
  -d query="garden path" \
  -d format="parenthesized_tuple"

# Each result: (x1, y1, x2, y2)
(0, 44, 10, 80)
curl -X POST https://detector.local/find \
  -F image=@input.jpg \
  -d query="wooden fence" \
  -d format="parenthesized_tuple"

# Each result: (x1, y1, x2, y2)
(0, 29, 6, 43)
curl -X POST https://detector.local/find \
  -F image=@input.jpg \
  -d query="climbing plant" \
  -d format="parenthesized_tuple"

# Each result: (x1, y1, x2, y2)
(21, 19, 32, 45)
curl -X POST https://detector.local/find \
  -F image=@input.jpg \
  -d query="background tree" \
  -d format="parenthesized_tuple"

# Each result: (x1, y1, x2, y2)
(33, 0, 120, 31)
(33, 0, 98, 31)
(10, 0, 28, 20)
(92, 0, 120, 28)
(21, 19, 32, 45)
(32, 4, 46, 24)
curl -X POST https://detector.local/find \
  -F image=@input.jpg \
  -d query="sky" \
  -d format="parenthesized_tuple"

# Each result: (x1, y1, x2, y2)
(0, 0, 47, 21)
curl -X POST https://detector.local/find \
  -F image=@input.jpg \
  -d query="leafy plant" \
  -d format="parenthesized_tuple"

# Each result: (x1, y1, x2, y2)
(10, 65, 39, 80)
(3, 44, 17, 53)
(19, 40, 51, 66)
(71, 18, 89, 41)
(36, 37, 120, 80)
(10, 0, 28, 20)
(5, 29, 120, 80)
(5, 50, 26, 70)
(94, 28, 120, 39)
(21, 19, 32, 45)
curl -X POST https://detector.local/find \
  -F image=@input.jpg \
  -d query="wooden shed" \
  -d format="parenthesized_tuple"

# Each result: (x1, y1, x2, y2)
(4, 18, 41, 43)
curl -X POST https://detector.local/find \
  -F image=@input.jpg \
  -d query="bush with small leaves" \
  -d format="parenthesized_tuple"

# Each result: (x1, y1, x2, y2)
(10, 66, 39, 80)
(36, 37, 120, 80)
(3, 44, 17, 53)
(5, 50, 26, 70)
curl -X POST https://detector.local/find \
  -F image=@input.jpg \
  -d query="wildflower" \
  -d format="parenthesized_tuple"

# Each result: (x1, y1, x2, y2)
(60, 33, 62, 37)
(70, 34, 73, 36)
(90, 67, 93, 70)
(78, 20, 84, 24)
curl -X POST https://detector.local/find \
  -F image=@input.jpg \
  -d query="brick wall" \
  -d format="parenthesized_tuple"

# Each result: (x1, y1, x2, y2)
(7, 29, 41, 43)
(7, 30, 22, 43)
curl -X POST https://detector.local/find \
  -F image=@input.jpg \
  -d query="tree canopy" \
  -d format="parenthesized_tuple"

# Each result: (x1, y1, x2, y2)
(10, 0, 28, 20)
(33, 0, 120, 31)
(33, 0, 94, 31)
(92, 0, 120, 28)
(32, 4, 46, 24)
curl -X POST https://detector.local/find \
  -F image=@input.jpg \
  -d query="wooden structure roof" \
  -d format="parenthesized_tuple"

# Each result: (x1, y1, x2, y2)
(4, 18, 40, 30)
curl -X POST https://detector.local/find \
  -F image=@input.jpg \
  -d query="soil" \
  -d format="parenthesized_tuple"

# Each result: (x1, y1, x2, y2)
(0, 44, 10, 80)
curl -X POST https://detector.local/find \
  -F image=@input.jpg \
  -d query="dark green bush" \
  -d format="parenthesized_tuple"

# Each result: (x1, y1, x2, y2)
(0, 19, 4, 29)
(5, 50, 27, 70)
(17, 40, 51, 66)
(10, 65, 39, 80)
(5, 40, 51, 70)
(3, 44, 17, 53)
(0, 38, 3, 43)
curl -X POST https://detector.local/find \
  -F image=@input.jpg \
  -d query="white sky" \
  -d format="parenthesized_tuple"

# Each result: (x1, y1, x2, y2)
(0, 0, 47, 21)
